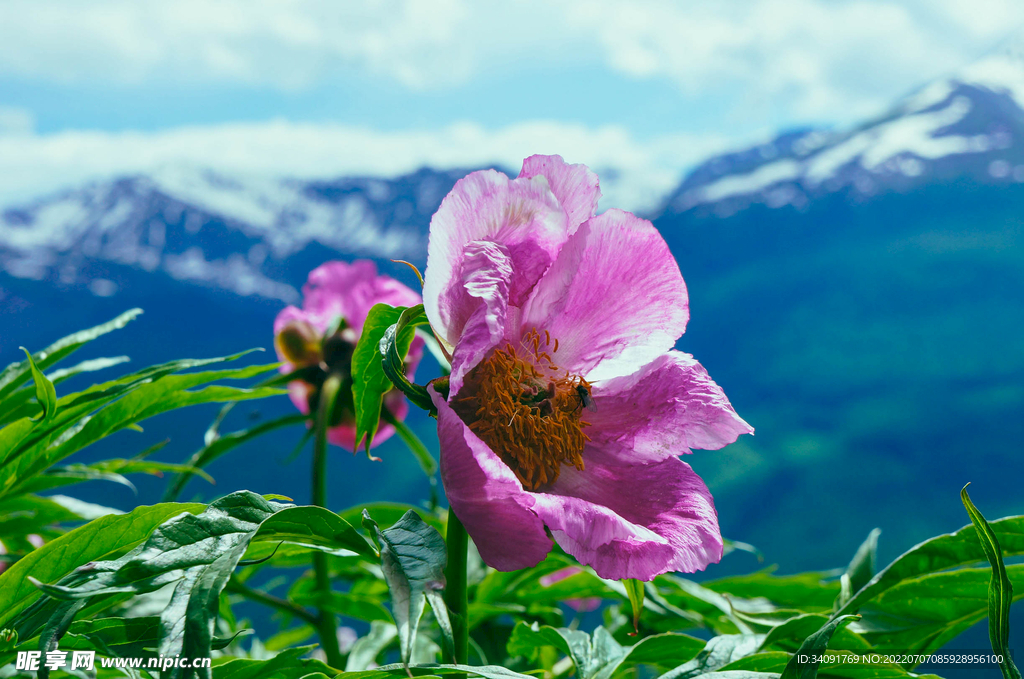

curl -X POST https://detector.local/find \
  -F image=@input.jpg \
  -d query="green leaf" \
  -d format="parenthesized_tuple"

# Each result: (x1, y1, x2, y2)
(0, 356, 280, 501)
(212, 646, 333, 679)
(344, 663, 535, 679)
(0, 308, 141, 405)
(340, 502, 444, 532)
(507, 622, 627, 679)
(367, 508, 450, 667)
(0, 501, 204, 630)
(961, 485, 1022, 679)
(719, 651, 941, 679)
(779, 615, 859, 679)
(250, 505, 377, 558)
(652, 634, 763, 679)
(759, 614, 870, 654)
(705, 569, 841, 613)
(346, 620, 399, 671)
(835, 515, 1024, 617)
(836, 529, 880, 610)
(856, 563, 1024, 658)
(351, 303, 405, 453)
(20, 347, 57, 422)
(13, 491, 284, 679)
(624, 579, 645, 634)
(380, 304, 434, 413)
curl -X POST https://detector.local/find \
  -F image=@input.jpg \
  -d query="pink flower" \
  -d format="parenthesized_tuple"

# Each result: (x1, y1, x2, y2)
(274, 260, 423, 451)
(423, 155, 752, 581)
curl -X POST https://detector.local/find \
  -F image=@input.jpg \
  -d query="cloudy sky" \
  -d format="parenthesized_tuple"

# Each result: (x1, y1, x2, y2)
(0, 0, 1022, 210)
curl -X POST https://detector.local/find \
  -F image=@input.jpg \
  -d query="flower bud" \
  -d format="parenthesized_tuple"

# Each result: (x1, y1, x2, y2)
(275, 319, 323, 367)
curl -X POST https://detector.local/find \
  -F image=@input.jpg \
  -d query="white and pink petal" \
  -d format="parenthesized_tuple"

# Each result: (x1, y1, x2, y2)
(534, 456, 723, 580)
(585, 351, 753, 464)
(520, 210, 689, 381)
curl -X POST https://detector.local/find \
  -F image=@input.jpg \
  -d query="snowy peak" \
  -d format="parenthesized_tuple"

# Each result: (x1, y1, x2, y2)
(661, 48, 1024, 218)
(0, 166, 468, 301)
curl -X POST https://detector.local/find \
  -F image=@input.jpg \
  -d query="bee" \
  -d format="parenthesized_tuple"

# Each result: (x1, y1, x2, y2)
(575, 385, 597, 413)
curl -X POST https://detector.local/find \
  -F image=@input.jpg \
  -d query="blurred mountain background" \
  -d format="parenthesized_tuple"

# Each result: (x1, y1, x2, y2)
(2, 2, 1023, 587)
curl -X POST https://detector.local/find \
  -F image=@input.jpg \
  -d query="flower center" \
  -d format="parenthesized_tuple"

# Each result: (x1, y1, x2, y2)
(456, 329, 591, 490)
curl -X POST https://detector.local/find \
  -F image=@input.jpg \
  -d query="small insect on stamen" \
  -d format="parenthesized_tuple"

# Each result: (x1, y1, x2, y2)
(575, 385, 597, 413)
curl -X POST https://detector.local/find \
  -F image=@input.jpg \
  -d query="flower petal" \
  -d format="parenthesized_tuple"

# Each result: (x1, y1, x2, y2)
(447, 241, 514, 395)
(423, 169, 570, 350)
(519, 154, 601, 231)
(431, 386, 552, 571)
(585, 351, 753, 464)
(302, 260, 422, 334)
(533, 456, 723, 580)
(520, 209, 690, 381)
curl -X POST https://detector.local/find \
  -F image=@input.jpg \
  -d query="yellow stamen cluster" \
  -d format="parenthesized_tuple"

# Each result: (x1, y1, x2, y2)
(457, 329, 591, 490)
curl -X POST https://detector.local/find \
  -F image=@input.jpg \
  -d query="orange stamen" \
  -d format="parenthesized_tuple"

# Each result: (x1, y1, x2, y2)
(456, 329, 592, 490)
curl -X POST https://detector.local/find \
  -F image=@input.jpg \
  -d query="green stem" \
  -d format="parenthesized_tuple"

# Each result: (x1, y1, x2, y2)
(225, 578, 318, 626)
(312, 373, 344, 669)
(443, 508, 470, 665)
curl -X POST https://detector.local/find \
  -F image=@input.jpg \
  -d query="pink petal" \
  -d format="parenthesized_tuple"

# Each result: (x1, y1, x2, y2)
(431, 386, 553, 571)
(520, 209, 690, 381)
(519, 155, 601, 232)
(447, 241, 513, 396)
(585, 351, 753, 464)
(533, 456, 723, 580)
(302, 260, 422, 334)
(423, 169, 570, 351)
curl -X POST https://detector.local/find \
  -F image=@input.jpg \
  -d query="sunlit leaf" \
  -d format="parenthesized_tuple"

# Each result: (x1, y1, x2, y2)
(366, 508, 450, 667)
(20, 347, 57, 422)
(961, 485, 1022, 679)
(0, 502, 204, 630)
(351, 303, 406, 453)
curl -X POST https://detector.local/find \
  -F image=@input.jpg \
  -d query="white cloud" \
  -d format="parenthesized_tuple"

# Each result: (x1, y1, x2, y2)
(0, 106, 34, 135)
(1, 1, 1021, 119)
(0, 119, 736, 213)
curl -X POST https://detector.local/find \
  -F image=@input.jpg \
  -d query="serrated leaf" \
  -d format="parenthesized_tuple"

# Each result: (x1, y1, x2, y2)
(0, 502, 204, 630)
(351, 303, 406, 453)
(369, 509, 449, 667)
(779, 615, 859, 679)
(11, 491, 283, 679)
(20, 347, 57, 422)
(961, 485, 1022, 679)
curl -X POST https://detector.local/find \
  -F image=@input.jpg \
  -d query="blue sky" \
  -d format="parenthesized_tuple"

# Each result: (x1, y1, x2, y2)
(0, 0, 1021, 210)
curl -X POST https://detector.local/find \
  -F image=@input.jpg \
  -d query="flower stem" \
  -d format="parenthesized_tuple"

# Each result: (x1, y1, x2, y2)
(225, 578, 318, 626)
(312, 372, 344, 669)
(443, 508, 469, 665)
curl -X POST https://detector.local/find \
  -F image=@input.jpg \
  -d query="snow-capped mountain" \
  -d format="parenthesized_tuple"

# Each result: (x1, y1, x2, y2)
(0, 166, 470, 302)
(658, 49, 1024, 219)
